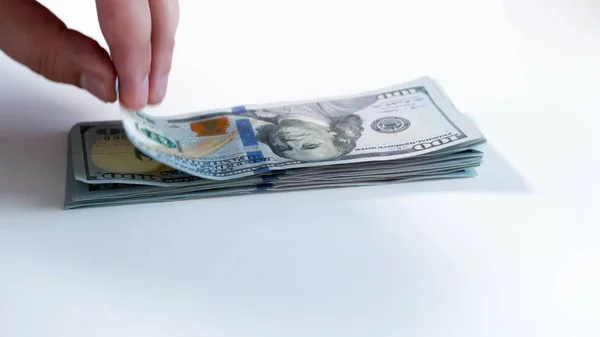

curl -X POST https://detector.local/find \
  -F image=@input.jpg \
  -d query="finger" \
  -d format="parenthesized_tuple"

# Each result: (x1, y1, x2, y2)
(148, 0, 180, 105)
(96, 0, 152, 110)
(0, 0, 117, 102)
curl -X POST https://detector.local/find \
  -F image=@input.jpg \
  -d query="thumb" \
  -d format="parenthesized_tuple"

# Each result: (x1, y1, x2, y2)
(0, 0, 117, 102)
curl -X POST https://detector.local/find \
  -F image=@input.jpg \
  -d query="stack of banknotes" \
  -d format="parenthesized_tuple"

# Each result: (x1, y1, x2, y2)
(65, 77, 486, 209)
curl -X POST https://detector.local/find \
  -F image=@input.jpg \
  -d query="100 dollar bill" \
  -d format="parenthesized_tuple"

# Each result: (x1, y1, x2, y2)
(117, 76, 484, 181)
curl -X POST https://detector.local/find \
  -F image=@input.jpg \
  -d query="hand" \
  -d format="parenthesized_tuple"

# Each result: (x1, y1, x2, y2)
(0, 0, 179, 110)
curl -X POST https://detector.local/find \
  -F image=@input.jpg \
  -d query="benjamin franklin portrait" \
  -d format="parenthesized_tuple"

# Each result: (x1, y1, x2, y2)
(238, 95, 378, 162)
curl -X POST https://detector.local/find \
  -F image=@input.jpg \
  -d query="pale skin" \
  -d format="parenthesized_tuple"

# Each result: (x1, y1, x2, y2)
(0, 0, 180, 110)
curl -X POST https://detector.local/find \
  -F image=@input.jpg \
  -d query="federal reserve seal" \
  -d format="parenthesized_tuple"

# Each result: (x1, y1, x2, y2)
(370, 116, 411, 134)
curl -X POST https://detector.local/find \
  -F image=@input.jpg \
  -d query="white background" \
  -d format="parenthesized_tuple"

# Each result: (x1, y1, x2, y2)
(1, 0, 599, 336)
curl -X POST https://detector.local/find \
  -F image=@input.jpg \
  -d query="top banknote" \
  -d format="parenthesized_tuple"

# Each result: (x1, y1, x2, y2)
(120, 76, 485, 180)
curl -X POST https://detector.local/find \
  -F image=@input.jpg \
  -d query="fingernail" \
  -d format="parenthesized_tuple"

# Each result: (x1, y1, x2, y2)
(119, 75, 149, 108)
(139, 74, 149, 107)
(80, 72, 107, 101)
(154, 74, 169, 103)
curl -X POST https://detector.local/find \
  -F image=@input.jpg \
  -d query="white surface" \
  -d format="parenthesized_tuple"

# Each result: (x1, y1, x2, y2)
(0, 0, 598, 336)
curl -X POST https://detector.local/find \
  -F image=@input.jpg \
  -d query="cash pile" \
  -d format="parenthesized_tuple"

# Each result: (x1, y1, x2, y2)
(65, 77, 486, 209)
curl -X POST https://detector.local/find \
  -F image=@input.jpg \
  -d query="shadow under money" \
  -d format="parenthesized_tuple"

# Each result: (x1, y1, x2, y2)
(240, 141, 531, 205)
(333, 142, 531, 199)
(0, 131, 69, 211)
